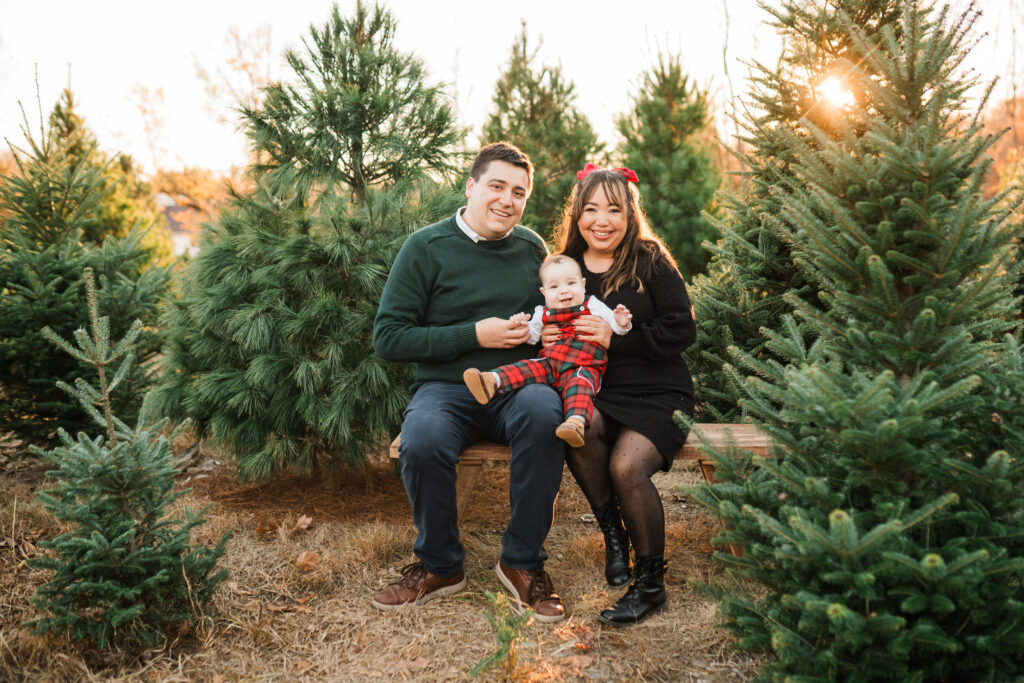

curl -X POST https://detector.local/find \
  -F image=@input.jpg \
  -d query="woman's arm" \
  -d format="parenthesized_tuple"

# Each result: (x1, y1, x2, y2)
(609, 259, 696, 360)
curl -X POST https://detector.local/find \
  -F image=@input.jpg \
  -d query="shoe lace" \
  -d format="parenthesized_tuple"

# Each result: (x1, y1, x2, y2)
(397, 562, 428, 588)
(527, 569, 556, 604)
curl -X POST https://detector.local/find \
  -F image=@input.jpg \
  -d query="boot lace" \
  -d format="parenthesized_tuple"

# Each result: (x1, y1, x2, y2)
(396, 562, 428, 589)
(527, 569, 556, 604)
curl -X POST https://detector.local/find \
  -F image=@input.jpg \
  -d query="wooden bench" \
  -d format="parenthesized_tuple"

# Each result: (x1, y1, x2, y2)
(388, 423, 773, 522)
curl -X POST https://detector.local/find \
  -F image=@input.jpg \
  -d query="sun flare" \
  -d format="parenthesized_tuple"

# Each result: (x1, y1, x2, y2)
(816, 76, 855, 108)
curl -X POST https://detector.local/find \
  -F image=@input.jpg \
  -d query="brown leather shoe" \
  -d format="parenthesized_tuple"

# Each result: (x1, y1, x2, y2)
(371, 562, 466, 610)
(495, 560, 565, 623)
(463, 368, 498, 404)
(555, 418, 585, 448)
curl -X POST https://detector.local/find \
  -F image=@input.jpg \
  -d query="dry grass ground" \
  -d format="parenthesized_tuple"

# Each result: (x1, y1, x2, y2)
(0, 446, 760, 682)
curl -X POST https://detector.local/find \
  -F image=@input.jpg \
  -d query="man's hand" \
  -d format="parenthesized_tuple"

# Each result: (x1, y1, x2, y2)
(573, 315, 613, 349)
(613, 304, 632, 330)
(476, 317, 531, 348)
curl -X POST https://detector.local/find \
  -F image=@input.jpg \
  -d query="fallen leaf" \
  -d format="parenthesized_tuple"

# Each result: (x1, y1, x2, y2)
(226, 582, 255, 597)
(294, 659, 312, 672)
(564, 654, 593, 669)
(297, 592, 317, 605)
(255, 520, 279, 535)
(407, 657, 428, 668)
(266, 604, 292, 613)
(295, 551, 321, 572)
(211, 675, 227, 683)
(295, 515, 313, 530)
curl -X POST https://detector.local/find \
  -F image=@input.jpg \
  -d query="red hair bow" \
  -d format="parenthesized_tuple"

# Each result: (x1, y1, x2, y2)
(576, 163, 639, 183)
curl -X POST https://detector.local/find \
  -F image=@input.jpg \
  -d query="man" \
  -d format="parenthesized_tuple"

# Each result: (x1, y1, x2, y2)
(372, 142, 566, 622)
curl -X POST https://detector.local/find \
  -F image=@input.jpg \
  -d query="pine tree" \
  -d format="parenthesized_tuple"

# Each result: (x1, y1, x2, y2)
(615, 53, 720, 276)
(0, 98, 170, 442)
(688, 0, 904, 420)
(482, 22, 602, 240)
(692, 3, 1024, 679)
(28, 268, 229, 649)
(152, 1, 465, 480)
(47, 88, 173, 262)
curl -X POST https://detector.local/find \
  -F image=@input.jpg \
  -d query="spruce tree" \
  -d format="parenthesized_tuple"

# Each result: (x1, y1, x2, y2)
(692, 3, 1024, 680)
(29, 268, 228, 649)
(615, 53, 720, 276)
(0, 98, 170, 442)
(152, 1, 465, 480)
(482, 22, 602, 240)
(689, 0, 903, 419)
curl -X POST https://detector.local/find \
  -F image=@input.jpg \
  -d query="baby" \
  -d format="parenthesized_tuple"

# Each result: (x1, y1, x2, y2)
(463, 254, 632, 447)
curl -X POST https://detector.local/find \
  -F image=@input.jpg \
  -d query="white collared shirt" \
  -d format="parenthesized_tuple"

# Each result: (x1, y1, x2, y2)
(454, 207, 512, 242)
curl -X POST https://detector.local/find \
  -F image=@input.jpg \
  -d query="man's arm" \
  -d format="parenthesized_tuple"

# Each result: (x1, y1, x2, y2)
(373, 236, 480, 363)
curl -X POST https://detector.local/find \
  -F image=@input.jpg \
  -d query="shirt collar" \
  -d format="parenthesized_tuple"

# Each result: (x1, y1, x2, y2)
(455, 207, 512, 242)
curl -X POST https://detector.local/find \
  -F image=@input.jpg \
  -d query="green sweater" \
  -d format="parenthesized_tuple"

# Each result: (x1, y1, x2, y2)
(373, 215, 548, 391)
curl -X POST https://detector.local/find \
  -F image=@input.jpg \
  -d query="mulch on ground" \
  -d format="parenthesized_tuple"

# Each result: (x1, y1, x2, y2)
(1, 445, 760, 682)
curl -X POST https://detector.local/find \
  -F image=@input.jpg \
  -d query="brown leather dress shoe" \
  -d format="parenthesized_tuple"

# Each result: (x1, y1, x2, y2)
(495, 560, 565, 623)
(463, 368, 498, 404)
(371, 562, 466, 610)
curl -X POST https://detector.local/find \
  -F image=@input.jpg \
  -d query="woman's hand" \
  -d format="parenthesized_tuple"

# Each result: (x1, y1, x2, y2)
(540, 324, 560, 348)
(574, 315, 613, 349)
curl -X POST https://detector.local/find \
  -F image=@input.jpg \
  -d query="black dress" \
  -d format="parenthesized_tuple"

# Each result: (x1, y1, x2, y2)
(578, 251, 697, 470)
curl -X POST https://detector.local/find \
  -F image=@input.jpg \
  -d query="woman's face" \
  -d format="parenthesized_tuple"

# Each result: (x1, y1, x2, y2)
(577, 184, 627, 258)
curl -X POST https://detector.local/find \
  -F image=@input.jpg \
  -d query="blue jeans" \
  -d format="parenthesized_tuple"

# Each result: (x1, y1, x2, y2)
(399, 381, 565, 577)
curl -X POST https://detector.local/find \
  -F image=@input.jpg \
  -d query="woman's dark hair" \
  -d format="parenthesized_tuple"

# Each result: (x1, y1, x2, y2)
(553, 169, 676, 297)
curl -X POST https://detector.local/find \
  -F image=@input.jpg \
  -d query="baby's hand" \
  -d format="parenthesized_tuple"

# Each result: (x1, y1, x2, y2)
(509, 312, 532, 327)
(614, 304, 632, 329)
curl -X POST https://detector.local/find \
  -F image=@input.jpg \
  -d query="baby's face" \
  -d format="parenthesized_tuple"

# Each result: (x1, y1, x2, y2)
(539, 261, 586, 309)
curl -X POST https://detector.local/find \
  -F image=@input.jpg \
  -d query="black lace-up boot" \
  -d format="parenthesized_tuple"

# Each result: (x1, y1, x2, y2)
(592, 503, 631, 587)
(598, 554, 666, 625)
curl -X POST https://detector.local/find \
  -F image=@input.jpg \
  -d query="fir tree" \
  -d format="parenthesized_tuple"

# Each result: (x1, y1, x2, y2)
(615, 53, 720, 276)
(0, 98, 170, 442)
(152, 1, 465, 480)
(688, 0, 904, 419)
(692, 3, 1024, 679)
(482, 22, 602, 240)
(28, 268, 229, 649)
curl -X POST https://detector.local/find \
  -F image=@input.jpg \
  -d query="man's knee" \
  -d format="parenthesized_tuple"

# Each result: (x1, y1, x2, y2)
(511, 384, 562, 426)
(400, 413, 461, 471)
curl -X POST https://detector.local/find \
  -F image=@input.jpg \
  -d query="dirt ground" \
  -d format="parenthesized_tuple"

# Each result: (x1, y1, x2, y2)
(0, 442, 761, 682)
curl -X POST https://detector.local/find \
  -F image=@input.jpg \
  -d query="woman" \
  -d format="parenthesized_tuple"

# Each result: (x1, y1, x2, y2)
(549, 164, 696, 625)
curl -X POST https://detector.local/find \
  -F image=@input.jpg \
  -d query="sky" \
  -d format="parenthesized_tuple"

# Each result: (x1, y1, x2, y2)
(0, 0, 1020, 174)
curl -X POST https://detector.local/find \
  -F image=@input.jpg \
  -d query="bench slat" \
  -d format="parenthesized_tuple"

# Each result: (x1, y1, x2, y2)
(388, 423, 773, 463)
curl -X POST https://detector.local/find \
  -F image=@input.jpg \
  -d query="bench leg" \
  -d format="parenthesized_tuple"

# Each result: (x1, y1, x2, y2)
(455, 461, 483, 524)
(698, 459, 717, 484)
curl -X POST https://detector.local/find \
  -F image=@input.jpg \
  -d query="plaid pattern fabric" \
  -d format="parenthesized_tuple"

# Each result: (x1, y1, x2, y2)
(491, 303, 608, 426)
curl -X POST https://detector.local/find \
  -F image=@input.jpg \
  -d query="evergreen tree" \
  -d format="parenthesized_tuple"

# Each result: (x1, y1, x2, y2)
(482, 22, 602, 240)
(48, 88, 173, 263)
(692, 3, 1024, 680)
(0, 101, 170, 442)
(29, 268, 228, 649)
(615, 53, 720, 276)
(152, 1, 465, 480)
(688, 0, 903, 419)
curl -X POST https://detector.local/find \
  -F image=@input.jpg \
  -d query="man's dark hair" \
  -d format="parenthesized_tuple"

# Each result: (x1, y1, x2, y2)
(469, 142, 534, 187)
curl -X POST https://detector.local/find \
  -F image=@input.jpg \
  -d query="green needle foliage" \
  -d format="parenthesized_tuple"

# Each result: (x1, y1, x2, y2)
(1, 93, 170, 443)
(28, 268, 229, 650)
(688, 0, 904, 420)
(616, 53, 720, 276)
(152, 1, 465, 480)
(691, 3, 1024, 680)
(482, 22, 603, 240)
(470, 590, 533, 678)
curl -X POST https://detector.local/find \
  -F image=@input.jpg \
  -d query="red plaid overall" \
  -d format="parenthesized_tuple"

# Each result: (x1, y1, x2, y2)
(491, 303, 607, 425)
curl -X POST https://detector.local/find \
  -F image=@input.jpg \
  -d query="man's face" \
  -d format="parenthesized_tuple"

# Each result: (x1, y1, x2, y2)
(463, 160, 531, 240)
(539, 261, 587, 309)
